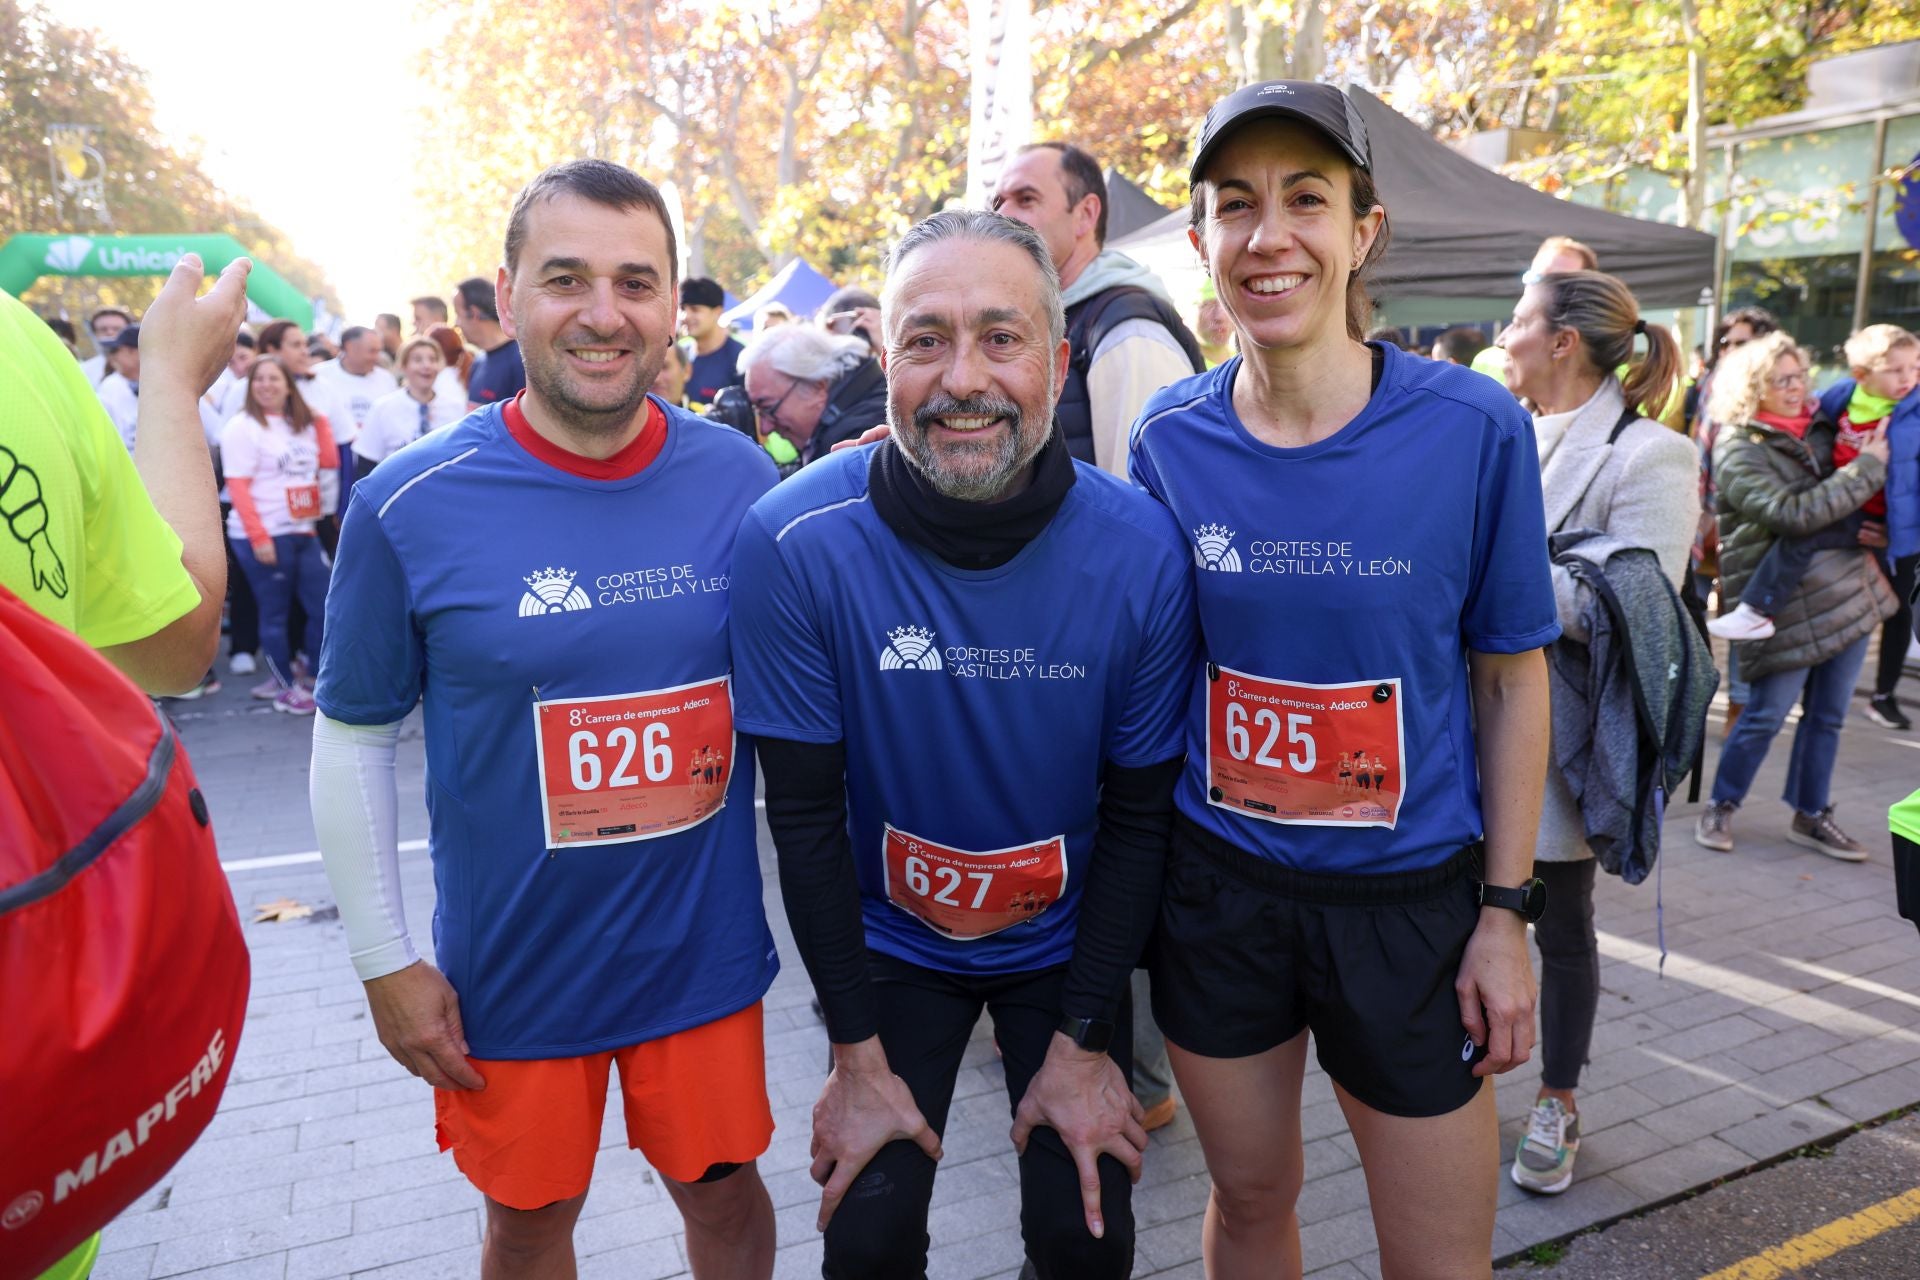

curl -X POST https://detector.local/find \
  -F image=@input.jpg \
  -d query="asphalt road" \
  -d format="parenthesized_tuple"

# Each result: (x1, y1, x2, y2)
(1501, 1111, 1920, 1279)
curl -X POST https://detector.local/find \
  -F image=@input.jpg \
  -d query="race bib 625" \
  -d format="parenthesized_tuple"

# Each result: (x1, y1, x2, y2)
(1206, 665, 1405, 828)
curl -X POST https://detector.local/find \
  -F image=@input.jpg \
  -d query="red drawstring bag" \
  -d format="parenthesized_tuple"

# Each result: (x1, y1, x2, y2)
(0, 584, 250, 1278)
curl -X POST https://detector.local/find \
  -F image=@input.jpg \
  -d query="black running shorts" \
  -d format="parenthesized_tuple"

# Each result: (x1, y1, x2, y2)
(1148, 814, 1487, 1118)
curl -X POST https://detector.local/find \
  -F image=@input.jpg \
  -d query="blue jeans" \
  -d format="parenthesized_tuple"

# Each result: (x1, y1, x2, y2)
(1710, 632, 1871, 815)
(231, 534, 329, 686)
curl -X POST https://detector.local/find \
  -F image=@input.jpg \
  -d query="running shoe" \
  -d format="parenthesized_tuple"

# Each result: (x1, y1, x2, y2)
(1510, 1097, 1580, 1194)
(1694, 801, 1735, 852)
(1866, 694, 1912, 731)
(229, 651, 257, 677)
(273, 686, 317, 716)
(1706, 603, 1776, 640)
(1788, 807, 1867, 862)
(165, 672, 222, 701)
(250, 676, 283, 700)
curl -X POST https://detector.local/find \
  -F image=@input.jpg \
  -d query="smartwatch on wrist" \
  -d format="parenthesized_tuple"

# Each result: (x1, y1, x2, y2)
(1477, 877, 1548, 923)
(1057, 1014, 1115, 1055)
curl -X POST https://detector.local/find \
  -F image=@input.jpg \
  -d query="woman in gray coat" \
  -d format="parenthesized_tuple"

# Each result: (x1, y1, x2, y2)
(1499, 270, 1697, 1195)
(1697, 332, 1894, 858)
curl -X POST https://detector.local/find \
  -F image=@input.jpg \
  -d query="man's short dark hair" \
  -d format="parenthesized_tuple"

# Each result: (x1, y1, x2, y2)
(375, 312, 401, 331)
(502, 158, 680, 282)
(88, 307, 133, 333)
(455, 278, 499, 323)
(680, 278, 725, 309)
(1019, 141, 1108, 246)
(235, 330, 256, 350)
(1434, 326, 1488, 365)
(43, 315, 77, 344)
(340, 325, 373, 348)
(411, 295, 449, 321)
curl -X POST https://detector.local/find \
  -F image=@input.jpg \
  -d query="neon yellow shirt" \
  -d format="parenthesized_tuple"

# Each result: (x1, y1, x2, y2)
(0, 289, 198, 646)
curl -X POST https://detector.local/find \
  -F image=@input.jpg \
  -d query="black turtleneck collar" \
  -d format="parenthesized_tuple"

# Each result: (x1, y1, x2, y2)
(867, 428, 1076, 571)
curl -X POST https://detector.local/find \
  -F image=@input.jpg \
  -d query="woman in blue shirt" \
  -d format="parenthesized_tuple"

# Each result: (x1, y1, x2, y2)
(1129, 82, 1559, 1278)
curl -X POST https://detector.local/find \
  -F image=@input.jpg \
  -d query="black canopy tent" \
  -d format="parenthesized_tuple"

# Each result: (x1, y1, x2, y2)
(1110, 86, 1717, 314)
(1350, 87, 1716, 308)
(1102, 168, 1178, 243)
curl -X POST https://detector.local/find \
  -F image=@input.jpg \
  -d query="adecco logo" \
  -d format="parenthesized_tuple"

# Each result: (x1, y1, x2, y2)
(44, 236, 92, 272)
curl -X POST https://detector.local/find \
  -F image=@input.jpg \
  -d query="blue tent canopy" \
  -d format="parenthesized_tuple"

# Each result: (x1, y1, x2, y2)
(720, 258, 839, 330)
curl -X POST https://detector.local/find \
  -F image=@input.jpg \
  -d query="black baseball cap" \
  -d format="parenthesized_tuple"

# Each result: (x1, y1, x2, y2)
(680, 278, 725, 309)
(106, 324, 139, 352)
(1189, 81, 1370, 186)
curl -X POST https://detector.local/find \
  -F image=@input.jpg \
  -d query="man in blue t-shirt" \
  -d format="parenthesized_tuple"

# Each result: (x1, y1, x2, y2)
(680, 277, 744, 410)
(310, 161, 779, 1279)
(731, 210, 1197, 1279)
(456, 276, 525, 409)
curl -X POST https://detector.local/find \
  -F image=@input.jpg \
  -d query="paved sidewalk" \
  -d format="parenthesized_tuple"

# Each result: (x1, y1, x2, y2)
(95, 673, 1920, 1279)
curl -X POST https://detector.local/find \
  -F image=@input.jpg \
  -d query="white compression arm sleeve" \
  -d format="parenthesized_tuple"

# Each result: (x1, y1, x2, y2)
(309, 711, 418, 981)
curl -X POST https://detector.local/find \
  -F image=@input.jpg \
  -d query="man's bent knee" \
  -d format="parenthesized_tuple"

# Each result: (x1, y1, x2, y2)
(663, 1160, 766, 1233)
(821, 1166, 929, 1280)
(483, 1192, 586, 1254)
(1023, 1218, 1133, 1280)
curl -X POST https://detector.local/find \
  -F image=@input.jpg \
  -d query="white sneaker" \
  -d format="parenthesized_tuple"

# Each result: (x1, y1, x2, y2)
(229, 651, 257, 676)
(1707, 603, 1776, 640)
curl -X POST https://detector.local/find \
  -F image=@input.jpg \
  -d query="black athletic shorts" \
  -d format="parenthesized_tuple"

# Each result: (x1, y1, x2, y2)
(1148, 813, 1487, 1118)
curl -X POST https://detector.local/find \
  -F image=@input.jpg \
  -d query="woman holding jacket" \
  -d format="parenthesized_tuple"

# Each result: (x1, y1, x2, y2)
(1697, 331, 1895, 860)
(1497, 270, 1696, 1195)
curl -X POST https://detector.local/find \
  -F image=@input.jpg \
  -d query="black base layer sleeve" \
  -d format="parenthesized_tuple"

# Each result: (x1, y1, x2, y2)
(1059, 755, 1184, 1024)
(755, 735, 879, 1044)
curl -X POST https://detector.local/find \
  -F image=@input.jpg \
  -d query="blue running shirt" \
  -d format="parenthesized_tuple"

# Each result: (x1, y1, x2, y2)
(1130, 343, 1559, 874)
(316, 398, 780, 1058)
(730, 447, 1198, 975)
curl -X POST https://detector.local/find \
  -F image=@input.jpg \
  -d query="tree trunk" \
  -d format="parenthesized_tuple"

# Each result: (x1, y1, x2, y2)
(1292, 1, 1326, 82)
(1233, 2, 1290, 84)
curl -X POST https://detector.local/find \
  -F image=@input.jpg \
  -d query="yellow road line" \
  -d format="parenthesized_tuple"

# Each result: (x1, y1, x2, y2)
(1700, 1185, 1920, 1280)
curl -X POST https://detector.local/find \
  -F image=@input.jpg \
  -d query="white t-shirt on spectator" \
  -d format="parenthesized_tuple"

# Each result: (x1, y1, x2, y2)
(312, 360, 397, 444)
(294, 373, 359, 445)
(221, 413, 329, 541)
(355, 387, 466, 467)
(81, 354, 109, 386)
(433, 365, 467, 406)
(96, 372, 139, 452)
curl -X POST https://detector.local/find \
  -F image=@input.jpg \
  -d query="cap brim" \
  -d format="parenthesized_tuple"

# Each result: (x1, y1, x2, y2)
(1190, 103, 1369, 187)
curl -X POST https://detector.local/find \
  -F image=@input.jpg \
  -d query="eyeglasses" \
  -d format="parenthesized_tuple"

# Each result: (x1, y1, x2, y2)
(1768, 371, 1809, 388)
(750, 380, 802, 425)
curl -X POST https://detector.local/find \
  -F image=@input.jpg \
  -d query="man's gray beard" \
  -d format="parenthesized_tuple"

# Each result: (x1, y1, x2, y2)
(522, 335, 665, 439)
(893, 388, 1050, 502)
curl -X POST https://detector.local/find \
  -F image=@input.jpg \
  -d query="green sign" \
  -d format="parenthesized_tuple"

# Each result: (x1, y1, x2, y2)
(0, 233, 313, 328)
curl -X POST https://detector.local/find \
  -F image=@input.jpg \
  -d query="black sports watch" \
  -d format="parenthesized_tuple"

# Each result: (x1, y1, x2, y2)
(1057, 1014, 1115, 1055)
(1477, 877, 1548, 923)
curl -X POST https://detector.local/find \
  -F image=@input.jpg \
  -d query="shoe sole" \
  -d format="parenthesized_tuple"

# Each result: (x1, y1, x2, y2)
(1864, 708, 1912, 731)
(273, 702, 316, 716)
(1786, 830, 1868, 862)
(1693, 830, 1734, 853)
(1510, 1160, 1574, 1195)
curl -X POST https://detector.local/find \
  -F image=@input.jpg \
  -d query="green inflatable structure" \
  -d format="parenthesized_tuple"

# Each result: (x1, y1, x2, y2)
(0, 233, 314, 329)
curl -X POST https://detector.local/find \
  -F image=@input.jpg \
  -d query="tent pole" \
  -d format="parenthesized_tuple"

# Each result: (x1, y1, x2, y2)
(1852, 115, 1889, 338)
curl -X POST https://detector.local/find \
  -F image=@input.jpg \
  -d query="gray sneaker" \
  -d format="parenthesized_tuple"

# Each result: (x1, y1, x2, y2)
(1695, 801, 1736, 852)
(1788, 807, 1868, 862)
(1511, 1097, 1581, 1195)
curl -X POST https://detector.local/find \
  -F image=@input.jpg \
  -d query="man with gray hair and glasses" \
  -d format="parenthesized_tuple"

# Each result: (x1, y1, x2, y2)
(729, 208, 1197, 1278)
(739, 321, 888, 471)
